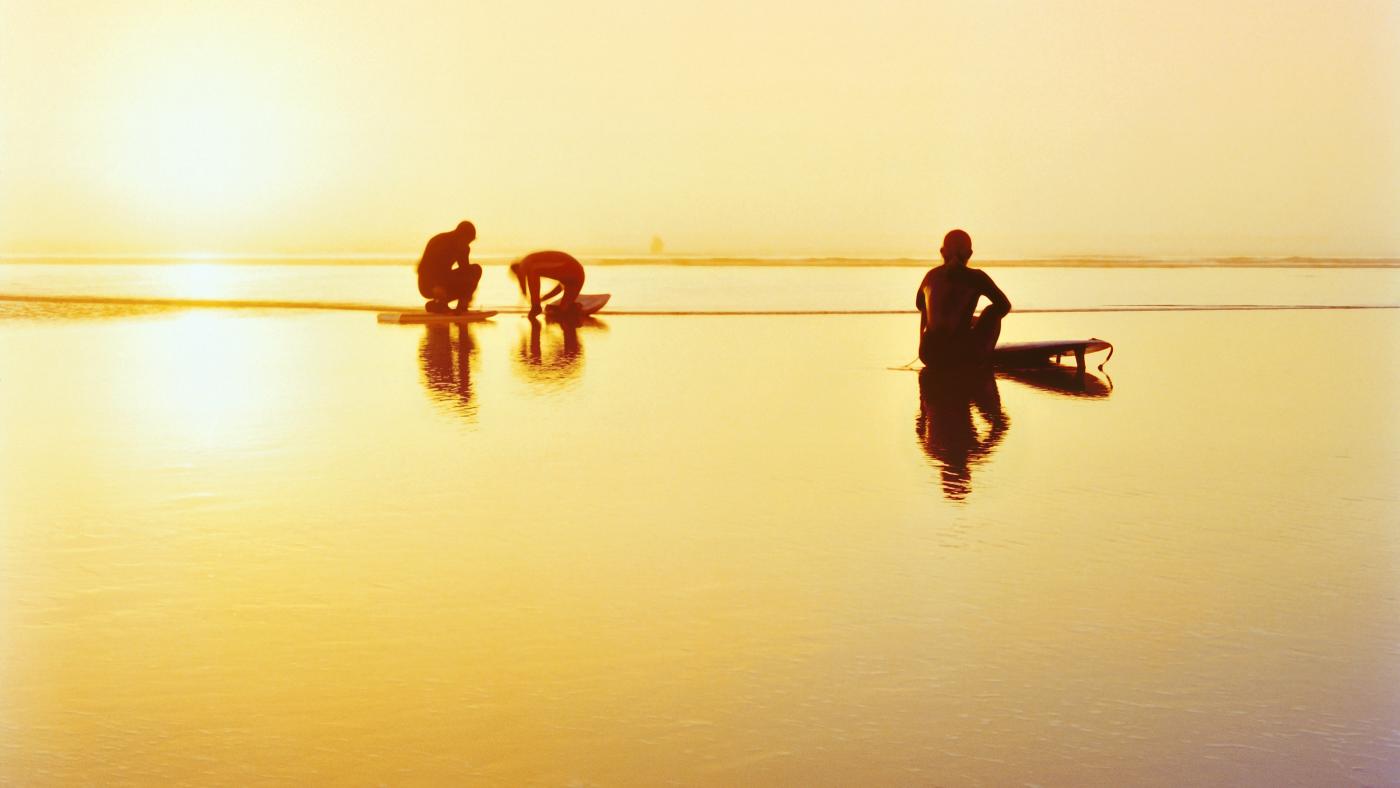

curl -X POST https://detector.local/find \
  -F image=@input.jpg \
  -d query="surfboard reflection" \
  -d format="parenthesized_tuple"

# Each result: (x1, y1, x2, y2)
(998, 366, 1113, 398)
(419, 323, 478, 420)
(512, 316, 605, 389)
(915, 367, 1010, 501)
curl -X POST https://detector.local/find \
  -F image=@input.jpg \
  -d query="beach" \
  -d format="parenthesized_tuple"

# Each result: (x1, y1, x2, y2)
(0, 263, 1396, 784)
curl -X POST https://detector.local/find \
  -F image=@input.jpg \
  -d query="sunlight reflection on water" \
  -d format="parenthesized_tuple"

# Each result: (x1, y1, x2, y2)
(0, 276, 1396, 784)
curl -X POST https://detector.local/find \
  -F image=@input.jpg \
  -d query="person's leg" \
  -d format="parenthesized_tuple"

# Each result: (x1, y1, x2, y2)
(969, 308, 1005, 359)
(452, 265, 483, 314)
(919, 331, 952, 367)
(559, 277, 583, 317)
(421, 276, 451, 313)
(444, 269, 467, 313)
(424, 284, 451, 314)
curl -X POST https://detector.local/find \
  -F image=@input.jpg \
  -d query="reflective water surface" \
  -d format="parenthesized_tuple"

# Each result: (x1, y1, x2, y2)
(0, 274, 1397, 784)
(3, 261, 1397, 313)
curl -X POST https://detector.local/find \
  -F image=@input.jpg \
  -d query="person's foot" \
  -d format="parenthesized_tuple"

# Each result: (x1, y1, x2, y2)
(425, 300, 451, 314)
(452, 302, 474, 315)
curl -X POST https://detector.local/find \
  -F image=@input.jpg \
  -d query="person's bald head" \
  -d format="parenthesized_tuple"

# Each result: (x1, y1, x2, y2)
(940, 229, 972, 265)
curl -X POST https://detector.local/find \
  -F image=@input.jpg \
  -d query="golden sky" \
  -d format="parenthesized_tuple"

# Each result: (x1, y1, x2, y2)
(1, 0, 1397, 258)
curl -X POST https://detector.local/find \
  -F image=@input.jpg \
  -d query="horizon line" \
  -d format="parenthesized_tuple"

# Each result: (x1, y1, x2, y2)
(3, 251, 1398, 267)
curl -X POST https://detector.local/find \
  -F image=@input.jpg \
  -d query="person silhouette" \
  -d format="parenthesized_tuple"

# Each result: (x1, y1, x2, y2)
(510, 251, 585, 320)
(915, 366, 1010, 500)
(915, 229, 1011, 368)
(417, 221, 482, 315)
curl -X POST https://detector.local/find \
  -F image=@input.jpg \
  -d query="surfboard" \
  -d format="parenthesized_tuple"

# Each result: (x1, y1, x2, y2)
(377, 310, 498, 324)
(992, 338, 1113, 370)
(545, 293, 610, 317)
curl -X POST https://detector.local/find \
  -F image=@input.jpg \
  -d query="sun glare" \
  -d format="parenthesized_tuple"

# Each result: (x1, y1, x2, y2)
(163, 263, 236, 301)
(117, 311, 278, 451)
(103, 39, 304, 226)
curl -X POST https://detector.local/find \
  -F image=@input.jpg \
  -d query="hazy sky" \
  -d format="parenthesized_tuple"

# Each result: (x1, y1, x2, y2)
(2, 0, 1397, 258)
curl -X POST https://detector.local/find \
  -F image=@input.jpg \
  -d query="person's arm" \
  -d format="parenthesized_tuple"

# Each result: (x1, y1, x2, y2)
(978, 273, 1011, 319)
(539, 283, 564, 303)
(527, 274, 542, 316)
(915, 287, 926, 335)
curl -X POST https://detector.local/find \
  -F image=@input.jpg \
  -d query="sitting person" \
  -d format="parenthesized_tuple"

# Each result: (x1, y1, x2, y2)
(915, 229, 1011, 367)
(509, 251, 585, 319)
(417, 221, 482, 314)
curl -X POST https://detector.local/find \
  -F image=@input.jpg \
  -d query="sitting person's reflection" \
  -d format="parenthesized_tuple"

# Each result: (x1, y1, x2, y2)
(420, 323, 477, 418)
(513, 316, 584, 387)
(915, 367, 1010, 500)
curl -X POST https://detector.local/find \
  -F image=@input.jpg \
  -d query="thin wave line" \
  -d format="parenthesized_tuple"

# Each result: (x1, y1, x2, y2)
(576, 305, 1399, 315)
(0, 294, 399, 312)
(0, 293, 1396, 315)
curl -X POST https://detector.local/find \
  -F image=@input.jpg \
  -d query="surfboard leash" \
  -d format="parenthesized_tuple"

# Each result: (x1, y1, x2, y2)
(1092, 339, 1114, 371)
(890, 355, 922, 371)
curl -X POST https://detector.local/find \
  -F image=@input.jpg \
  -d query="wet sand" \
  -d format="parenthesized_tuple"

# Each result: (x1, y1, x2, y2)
(0, 303, 1396, 784)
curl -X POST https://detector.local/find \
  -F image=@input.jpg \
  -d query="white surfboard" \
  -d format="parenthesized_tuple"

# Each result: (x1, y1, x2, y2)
(993, 338, 1113, 370)
(377, 310, 498, 324)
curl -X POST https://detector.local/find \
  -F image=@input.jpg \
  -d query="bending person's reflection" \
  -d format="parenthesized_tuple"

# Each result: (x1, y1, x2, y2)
(915, 367, 1010, 500)
(513, 316, 585, 388)
(420, 323, 477, 418)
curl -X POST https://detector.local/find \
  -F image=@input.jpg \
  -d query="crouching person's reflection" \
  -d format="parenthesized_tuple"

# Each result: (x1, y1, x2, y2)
(420, 324, 477, 419)
(915, 367, 1010, 501)
(513, 315, 585, 388)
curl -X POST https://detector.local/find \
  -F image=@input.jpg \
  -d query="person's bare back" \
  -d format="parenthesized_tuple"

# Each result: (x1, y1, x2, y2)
(510, 251, 586, 319)
(915, 230, 1011, 366)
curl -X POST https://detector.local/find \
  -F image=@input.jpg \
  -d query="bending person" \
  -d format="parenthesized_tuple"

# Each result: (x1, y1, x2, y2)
(915, 229, 1011, 368)
(510, 251, 585, 319)
(417, 220, 482, 315)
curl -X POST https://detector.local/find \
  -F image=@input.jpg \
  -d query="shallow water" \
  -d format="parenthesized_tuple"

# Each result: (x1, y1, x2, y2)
(1, 267, 1398, 785)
